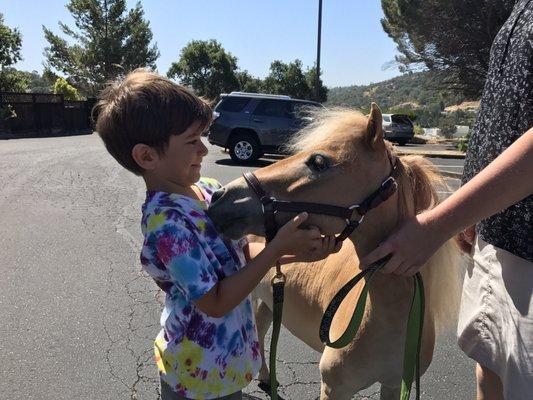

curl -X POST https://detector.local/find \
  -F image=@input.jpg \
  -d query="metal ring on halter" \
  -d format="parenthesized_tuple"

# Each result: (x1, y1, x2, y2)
(347, 204, 365, 226)
(261, 197, 277, 217)
(271, 272, 286, 285)
(260, 196, 275, 207)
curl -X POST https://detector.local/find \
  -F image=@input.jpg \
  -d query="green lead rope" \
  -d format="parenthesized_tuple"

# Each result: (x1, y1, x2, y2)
(269, 271, 285, 400)
(268, 256, 425, 400)
(400, 273, 425, 400)
(318, 257, 425, 400)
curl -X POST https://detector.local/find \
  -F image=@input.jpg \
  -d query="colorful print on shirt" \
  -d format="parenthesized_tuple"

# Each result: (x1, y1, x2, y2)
(140, 177, 261, 399)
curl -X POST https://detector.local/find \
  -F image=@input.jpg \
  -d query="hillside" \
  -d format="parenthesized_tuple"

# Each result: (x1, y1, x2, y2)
(326, 71, 479, 128)
(326, 71, 474, 111)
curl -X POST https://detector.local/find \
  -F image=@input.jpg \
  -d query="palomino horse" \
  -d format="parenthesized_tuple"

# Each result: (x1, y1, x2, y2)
(207, 104, 462, 399)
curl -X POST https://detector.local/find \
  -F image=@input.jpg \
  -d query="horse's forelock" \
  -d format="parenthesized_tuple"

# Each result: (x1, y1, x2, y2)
(284, 108, 367, 158)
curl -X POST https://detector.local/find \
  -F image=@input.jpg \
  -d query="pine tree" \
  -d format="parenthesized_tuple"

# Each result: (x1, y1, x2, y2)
(381, 0, 514, 97)
(0, 13, 25, 92)
(43, 0, 159, 96)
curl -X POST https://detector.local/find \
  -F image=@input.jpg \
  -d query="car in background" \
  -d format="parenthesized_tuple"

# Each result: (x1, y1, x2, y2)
(382, 113, 414, 146)
(208, 92, 323, 163)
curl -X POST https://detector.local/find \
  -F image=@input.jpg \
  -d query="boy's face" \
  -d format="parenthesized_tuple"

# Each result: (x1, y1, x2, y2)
(156, 121, 209, 188)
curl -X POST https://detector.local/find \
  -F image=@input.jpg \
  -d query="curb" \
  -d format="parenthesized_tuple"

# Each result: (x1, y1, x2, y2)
(395, 148, 465, 159)
(0, 129, 92, 140)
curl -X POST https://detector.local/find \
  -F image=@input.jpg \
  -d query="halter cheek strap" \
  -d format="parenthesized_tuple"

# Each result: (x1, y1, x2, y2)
(243, 171, 278, 242)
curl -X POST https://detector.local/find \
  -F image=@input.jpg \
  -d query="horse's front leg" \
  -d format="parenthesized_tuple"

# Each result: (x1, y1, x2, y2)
(319, 347, 371, 400)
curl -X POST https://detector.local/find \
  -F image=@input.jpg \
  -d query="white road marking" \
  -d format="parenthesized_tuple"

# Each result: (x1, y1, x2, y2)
(433, 164, 463, 168)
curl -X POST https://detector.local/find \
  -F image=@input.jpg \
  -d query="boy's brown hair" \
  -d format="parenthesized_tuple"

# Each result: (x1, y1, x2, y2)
(94, 69, 212, 175)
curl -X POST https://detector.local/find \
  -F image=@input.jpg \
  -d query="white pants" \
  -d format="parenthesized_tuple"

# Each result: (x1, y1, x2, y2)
(457, 237, 533, 399)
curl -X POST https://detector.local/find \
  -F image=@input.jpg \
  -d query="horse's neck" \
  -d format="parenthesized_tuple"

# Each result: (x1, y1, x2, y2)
(332, 194, 415, 313)
(292, 189, 408, 312)
(350, 197, 402, 259)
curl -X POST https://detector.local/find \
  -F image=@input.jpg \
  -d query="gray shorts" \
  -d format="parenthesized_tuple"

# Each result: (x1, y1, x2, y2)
(160, 379, 243, 400)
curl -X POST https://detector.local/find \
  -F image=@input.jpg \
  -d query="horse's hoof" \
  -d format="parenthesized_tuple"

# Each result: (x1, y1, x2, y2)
(257, 380, 284, 399)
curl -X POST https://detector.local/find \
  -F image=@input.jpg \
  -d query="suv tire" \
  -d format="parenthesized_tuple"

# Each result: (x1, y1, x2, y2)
(228, 134, 261, 163)
(397, 139, 408, 146)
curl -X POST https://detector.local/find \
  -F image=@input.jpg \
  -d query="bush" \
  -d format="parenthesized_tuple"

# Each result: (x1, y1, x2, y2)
(413, 123, 425, 136)
(53, 77, 81, 100)
(457, 132, 470, 152)
(0, 104, 16, 120)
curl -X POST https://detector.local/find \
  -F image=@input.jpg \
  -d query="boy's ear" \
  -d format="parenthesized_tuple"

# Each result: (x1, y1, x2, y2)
(132, 143, 159, 171)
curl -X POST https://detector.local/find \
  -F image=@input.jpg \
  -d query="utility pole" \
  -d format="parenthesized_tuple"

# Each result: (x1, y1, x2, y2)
(315, 0, 323, 101)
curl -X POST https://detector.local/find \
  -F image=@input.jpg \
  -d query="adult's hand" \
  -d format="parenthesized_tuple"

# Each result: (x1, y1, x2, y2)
(360, 212, 449, 277)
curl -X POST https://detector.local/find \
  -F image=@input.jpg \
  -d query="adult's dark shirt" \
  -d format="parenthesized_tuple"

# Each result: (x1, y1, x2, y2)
(461, 0, 533, 262)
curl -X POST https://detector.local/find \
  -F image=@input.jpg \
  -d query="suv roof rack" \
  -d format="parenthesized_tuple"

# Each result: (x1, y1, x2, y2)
(227, 91, 292, 100)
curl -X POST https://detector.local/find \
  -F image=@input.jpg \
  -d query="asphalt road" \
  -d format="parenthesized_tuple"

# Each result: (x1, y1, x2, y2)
(0, 134, 473, 400)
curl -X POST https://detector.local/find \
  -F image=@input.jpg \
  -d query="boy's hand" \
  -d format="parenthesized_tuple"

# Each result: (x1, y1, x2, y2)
(279, 235, 341, 264)
(270, 212, 321, 258)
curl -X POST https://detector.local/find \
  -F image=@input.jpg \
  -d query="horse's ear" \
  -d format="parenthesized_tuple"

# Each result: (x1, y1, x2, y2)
(366, 102, 384, 149)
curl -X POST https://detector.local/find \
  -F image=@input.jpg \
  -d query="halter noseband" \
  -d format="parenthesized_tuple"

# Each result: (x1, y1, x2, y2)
(243, 154, 400, 244)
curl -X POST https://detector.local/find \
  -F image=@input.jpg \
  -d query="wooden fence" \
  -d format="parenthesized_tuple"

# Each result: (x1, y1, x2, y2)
(0, 92, 96, 135)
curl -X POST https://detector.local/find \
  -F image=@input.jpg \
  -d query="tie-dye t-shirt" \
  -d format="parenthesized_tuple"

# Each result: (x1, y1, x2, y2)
(140, 177, 261, 399)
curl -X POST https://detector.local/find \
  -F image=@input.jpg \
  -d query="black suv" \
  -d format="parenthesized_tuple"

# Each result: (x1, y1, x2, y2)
(208, 92, 323, 163)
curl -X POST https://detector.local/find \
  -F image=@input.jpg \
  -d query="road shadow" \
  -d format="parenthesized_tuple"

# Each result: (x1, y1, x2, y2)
(0, 128, 92, 140)
(395, 141, 460, 151)
(243, 394, 265, 400)
(215, 159, 275, 168)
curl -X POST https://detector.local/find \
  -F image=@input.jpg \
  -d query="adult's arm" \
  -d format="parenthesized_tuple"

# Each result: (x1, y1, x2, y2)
(361, 127, 533, 276)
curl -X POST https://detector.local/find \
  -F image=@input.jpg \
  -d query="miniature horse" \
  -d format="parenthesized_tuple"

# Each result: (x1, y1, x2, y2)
(207, 104, 462, 399)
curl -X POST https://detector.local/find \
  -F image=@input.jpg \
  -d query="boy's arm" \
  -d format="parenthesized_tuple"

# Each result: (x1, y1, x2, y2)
(245, 235, 340, 264)
(244, 241, 266, 262)
(194, 240, 281, 317)
(197, 235, 340, 317)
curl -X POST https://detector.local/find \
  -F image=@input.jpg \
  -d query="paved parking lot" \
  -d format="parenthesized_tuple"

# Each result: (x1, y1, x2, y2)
(0, 134, 473, 399)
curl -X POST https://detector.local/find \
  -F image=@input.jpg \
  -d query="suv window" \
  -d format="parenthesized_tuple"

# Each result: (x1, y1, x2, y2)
(292, 101, 321, 117)
(253, 99, 292, 118)
(216, 97, 251, 112)
(391, 114, 413, 125)
(383, 115, 391, 123)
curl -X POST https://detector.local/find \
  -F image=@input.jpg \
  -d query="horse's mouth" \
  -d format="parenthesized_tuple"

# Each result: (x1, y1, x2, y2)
(212, 218, 249, 239)
(206, 209, 262, 239)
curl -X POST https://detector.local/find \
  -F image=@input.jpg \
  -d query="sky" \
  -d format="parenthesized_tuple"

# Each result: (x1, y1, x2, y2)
(2, 0, 403, 88)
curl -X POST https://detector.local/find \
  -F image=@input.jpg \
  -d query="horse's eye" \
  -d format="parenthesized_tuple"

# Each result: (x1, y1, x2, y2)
(306, 154, 329, 172)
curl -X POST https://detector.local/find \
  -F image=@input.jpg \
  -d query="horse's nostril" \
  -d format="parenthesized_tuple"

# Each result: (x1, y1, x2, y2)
(211, 188, 225, 204)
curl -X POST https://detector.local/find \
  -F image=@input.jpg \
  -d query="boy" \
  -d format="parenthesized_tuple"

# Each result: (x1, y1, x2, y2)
(95, 69, 337, 399)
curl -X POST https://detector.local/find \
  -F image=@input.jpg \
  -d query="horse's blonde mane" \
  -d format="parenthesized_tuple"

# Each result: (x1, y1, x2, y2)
(285, 108, 367, 159)
(397, 155, 463, 333)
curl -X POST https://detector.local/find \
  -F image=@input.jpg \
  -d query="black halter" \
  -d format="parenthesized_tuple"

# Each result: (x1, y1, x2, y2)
(243, 155, 400, 244)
